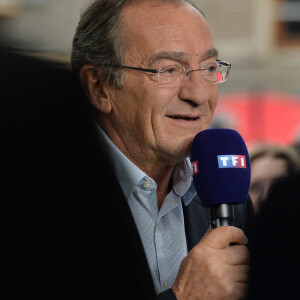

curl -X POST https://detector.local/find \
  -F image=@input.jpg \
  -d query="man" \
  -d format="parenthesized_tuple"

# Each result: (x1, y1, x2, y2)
(2, 0, 253, 299)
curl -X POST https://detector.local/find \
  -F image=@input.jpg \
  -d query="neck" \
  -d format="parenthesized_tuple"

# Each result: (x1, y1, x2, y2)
(124, 153, 176, 210)
(147, 164, 174, 210)
(98, 122, 178, 210)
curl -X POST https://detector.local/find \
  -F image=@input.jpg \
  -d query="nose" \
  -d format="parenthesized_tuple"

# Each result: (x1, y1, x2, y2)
(187, 68, 202, 78)
(178, 69, 216, 106)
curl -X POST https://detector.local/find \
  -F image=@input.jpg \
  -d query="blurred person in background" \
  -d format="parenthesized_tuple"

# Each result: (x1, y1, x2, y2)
(1, 0, 254, 299)
(247, 143, 300, 299)
(247, 169, 300, 299)
(249, 143, 300, 213)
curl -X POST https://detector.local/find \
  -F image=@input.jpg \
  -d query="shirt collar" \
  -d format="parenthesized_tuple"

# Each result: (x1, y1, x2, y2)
(95, 122, 145, 199)
(95, 121, 196, 205)
(172, 158, 196, 206)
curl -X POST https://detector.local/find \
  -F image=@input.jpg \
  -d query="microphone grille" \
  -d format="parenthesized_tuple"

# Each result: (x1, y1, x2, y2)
(191, 129, 251, 207)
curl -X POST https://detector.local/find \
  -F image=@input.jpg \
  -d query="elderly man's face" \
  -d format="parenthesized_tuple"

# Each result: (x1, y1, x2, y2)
(105, 2, 218, 168)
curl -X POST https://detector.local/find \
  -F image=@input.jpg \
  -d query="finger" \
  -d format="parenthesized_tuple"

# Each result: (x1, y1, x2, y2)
(233, 282, 249, 300)
(223, 244, 250, 265)
(231, 265, 251, 283)
(200, 226, 248, 250)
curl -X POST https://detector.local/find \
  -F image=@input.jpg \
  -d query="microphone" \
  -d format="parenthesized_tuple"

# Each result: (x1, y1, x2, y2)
(191, 129, 251, 229)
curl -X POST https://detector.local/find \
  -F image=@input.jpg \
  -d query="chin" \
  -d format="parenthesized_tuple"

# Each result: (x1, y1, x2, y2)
(173, 139, 194, 161)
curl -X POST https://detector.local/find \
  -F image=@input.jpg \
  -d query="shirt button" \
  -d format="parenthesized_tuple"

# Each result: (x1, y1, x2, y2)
(143, 180, 152, 189)
(163, 280, 169, 289)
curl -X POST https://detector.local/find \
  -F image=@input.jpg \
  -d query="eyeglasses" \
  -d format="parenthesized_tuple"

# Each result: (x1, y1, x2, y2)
(101, 59, 231, 86)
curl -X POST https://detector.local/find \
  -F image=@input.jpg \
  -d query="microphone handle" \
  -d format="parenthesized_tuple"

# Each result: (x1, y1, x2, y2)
(210, 203, 235, 230)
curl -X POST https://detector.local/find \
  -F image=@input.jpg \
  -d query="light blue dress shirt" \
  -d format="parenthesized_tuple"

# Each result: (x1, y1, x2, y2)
(95, 123, 196, 294)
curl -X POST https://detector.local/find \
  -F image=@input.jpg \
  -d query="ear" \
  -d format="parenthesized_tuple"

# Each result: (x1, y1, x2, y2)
(79, 64, 112, 114)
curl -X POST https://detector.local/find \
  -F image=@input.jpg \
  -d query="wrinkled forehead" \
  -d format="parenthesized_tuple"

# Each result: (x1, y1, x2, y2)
(119, 1, 214, 63)
(120, 1, 206, 37)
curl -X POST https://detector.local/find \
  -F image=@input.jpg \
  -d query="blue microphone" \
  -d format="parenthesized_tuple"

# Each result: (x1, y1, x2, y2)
(191, 129, 251, 229)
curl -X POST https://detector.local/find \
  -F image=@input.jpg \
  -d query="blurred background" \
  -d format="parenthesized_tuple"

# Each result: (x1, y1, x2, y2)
(202, 0, 300, 152)
(1, 0, 300, 147)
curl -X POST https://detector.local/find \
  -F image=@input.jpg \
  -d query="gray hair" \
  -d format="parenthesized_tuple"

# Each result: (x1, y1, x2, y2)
(71, 0, 203, 88)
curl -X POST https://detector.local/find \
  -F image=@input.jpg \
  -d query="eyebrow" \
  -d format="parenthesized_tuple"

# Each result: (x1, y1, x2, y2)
(201, 48, 219, 61)
(149, 51, 189, 64)
(149, 48, 219, 65)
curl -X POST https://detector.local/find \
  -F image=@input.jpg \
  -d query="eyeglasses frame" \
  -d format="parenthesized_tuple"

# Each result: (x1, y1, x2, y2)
(98, 59, 231, 84)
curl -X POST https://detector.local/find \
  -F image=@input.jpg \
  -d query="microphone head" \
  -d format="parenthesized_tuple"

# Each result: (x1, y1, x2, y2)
(191, 129, 251, 207)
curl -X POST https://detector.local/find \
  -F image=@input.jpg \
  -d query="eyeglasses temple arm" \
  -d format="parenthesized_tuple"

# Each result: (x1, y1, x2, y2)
(99, 64, 157, 74)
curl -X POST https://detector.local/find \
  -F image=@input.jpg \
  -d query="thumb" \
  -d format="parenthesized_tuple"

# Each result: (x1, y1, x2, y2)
(199, 226, 248, 250)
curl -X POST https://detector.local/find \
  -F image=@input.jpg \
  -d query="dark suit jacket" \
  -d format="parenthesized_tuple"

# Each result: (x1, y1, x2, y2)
(1, 47, 254, 299)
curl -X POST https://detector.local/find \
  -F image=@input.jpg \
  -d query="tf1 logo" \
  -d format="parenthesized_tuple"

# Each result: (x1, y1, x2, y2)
(191, 155, 247, 175)
(217, 155, 247, 168)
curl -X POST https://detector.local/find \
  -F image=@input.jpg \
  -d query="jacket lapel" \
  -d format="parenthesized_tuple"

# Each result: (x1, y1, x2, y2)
(183, 194, 210, 251)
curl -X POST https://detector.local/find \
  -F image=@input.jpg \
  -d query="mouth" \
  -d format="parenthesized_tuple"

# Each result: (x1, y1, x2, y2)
(167, 114, 200, 121)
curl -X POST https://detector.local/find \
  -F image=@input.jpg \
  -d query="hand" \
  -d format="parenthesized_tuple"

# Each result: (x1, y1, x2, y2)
(172, 226, 250, 300)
